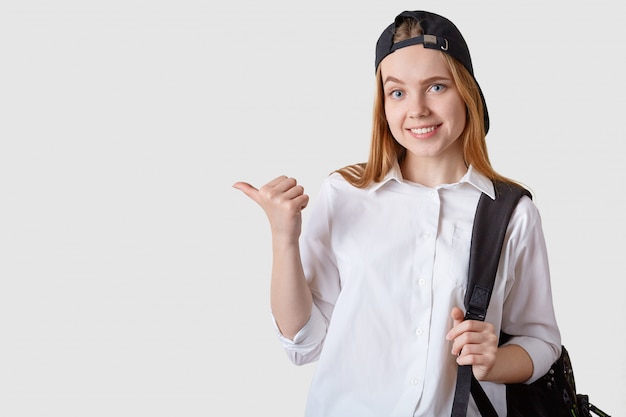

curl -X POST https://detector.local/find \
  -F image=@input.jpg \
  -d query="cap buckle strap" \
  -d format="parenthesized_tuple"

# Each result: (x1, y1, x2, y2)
(423, 34, 449, 51)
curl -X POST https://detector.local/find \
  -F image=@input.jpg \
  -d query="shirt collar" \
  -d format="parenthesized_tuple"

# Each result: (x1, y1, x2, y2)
(367, 162, 403, 194)
(463, 165, 495, 199)
(367, 161, 495, 198)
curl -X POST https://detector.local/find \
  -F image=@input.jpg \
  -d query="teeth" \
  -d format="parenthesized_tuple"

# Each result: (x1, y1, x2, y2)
(411, 126, 435, 134)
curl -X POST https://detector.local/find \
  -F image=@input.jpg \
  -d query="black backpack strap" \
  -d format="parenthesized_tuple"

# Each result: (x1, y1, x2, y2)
(452, 365, 497, 417)
(451, 181, 532, 417)
(464, 182, 531, 321)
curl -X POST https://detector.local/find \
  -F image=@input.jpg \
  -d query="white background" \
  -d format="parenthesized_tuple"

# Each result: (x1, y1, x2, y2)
(1, 1, 624, 416)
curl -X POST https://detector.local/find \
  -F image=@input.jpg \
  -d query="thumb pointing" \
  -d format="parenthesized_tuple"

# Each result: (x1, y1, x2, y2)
(233, 181, 260, 204)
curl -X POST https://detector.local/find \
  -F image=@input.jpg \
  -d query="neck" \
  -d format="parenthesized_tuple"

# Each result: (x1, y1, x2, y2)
(400, 155, 468, 187)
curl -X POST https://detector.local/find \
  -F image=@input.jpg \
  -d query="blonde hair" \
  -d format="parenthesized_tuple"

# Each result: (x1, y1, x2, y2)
(335, 18, 516, 188)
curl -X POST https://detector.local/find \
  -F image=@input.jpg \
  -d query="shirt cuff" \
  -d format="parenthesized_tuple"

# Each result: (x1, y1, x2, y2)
(270, 305, 327, 365)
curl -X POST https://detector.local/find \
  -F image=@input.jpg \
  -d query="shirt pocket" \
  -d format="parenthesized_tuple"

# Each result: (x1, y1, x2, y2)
(447, 224, 471, 286)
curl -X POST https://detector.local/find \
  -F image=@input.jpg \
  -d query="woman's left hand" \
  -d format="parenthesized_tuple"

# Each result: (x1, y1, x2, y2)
(446, 307, 498, 381)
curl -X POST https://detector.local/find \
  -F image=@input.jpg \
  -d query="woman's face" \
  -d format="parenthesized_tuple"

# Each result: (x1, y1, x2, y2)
(380, 45, 467, 167)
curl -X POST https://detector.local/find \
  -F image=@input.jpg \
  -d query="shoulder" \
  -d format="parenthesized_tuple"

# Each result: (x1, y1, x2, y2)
(485, 180, 543, 236)
(322, 172, 368, 194)
(311, 172, 373, 216)
(508, 193, 543, 236)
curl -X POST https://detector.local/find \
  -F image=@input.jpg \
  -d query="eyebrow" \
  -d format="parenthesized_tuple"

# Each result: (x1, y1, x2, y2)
(383, 75, 452, 86)
(383, 76, 404, 86)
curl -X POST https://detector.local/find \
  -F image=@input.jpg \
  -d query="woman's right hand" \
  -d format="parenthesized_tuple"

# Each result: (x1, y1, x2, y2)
(233, 176, 309, 243)
(234, 176, 313, 338)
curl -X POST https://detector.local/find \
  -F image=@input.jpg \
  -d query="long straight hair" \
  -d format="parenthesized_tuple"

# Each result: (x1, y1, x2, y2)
(335, 19, 516, 188)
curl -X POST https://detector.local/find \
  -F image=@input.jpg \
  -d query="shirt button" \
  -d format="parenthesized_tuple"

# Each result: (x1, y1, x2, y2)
(410, 378, 419, 386)
(418, 278, 426, 286)
(415, 328, 423, 336)
(422, 232, 431, 239)
(429, 190, 437, 198)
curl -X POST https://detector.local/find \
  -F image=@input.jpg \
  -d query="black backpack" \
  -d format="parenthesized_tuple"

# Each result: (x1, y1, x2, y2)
(450, 181, 610, 417)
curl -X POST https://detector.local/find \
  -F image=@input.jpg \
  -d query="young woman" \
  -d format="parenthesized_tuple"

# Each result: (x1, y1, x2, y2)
(234, 10, 561, 417)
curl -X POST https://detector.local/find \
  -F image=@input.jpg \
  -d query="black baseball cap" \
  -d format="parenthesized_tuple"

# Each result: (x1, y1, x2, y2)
(375, 10, 490, 134)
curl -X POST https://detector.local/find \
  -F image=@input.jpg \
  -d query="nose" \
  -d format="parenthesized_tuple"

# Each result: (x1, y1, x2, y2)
(408, 93, 429, 118)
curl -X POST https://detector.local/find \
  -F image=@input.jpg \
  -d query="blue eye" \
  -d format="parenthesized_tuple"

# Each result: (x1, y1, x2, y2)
(430, 84, 446, 93)
(390, 90, 404, 98)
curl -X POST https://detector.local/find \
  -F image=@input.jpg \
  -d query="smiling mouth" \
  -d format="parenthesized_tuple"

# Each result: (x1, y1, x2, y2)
(410, 125, 437, 135)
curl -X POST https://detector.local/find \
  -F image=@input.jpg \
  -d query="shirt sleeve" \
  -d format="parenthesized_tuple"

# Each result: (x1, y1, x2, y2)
(271, 176, 342, 365)
(499, 196, 562, 383)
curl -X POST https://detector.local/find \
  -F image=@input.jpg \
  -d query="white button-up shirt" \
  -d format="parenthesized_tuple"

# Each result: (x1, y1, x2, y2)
(274, 164, 561, 417)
